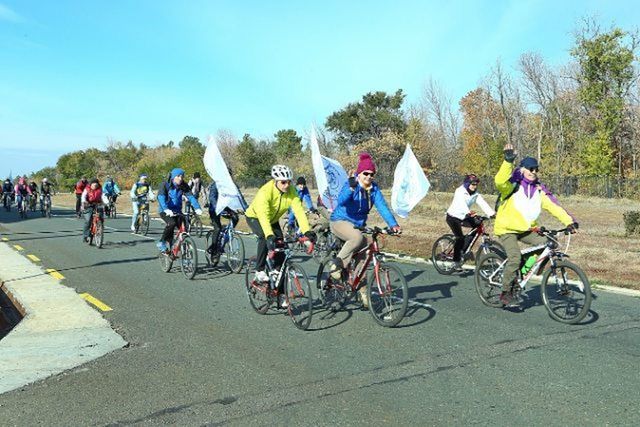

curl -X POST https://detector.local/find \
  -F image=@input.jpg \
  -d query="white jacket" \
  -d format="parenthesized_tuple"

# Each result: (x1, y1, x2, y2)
(446, 185, 495, 220)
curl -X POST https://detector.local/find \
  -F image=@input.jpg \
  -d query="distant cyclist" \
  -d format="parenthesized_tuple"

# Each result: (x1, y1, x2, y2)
(28, 180, 38, 209)
(129, 174, 156, 231)
(156, 168, 203, 252)
(245, 165, 316, 284)
(40, 178, 55, 211)
(81, 178, 109, 242)
(2, 178, 13, 209)
(188, 172, 204, 201)
(103, 176, 121, 215)
(328, 153, 401, 308)
(206, 172, 248, 261)
(74, 177, 88, 217)
(14, 176, 32, 213)
(445, 174, 495, 272)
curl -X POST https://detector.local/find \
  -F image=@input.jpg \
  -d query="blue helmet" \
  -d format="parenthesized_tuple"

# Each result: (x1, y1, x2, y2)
(170, 168, 185, 180)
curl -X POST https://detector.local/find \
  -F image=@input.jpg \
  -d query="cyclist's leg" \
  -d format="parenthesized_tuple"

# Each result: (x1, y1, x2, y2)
(159, 212, 177, 246)
(446, 214, 465, 263)
(518, 230, 546, 248)
(82, 206, 93, 240)
(75, 194, 81, 215)
(208, 210, 222, 254)
(331, 220, 367, 270)
(131, 201, 139, 230)
(246, 217, 268, 272)
(498, 233, 521, 294)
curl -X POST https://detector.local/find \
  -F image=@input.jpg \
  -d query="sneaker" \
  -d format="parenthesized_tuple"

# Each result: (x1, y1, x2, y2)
(255, 270, 269, 283)
(130, 225, 136, 232)
(156, 241, 168, 252)
(452, 261, 464, 273)
(279, 295, 289, 309)
(329, 258, 343, 280)
(499, 291, 519, 308)
(359, 286, 369, 309)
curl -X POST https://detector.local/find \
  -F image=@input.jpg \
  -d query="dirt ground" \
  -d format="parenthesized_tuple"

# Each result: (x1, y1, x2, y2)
(51, 189, 640, 290)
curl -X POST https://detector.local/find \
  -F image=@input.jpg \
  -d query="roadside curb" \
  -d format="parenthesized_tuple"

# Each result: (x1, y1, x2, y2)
(0, 241, 127, 395)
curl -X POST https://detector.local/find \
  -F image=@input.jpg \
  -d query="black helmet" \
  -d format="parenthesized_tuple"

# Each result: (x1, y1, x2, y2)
(193, 172, 201, 178)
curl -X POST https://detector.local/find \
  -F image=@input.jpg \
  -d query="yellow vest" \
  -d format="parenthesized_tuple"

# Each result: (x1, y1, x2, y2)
(246, 180, 310, 237)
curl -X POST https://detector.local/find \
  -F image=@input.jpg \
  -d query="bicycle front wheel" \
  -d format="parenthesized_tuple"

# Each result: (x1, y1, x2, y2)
(367, 262, 408, 327)
(179, 236, 198, 279)
(475, 252, 505, 308)
(159, 251, 173, 272)
(225, 233, 245, 274)
(431, 234, 456, 274)
(541, 260, 592, 324)
(94, 220, 104, 248)
(141, 212, 150, 235)
(111, 204, 117, 219)
(245, 257, 271, 314)
(285, 263, 313, 330)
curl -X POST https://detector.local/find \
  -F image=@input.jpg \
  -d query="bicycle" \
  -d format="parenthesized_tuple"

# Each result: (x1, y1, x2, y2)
(85, 205, 105, 248)
(41, 194, 52, 218)
(29, 193, 38, 212)
(316, 226, 408, 327)
(106, 195, 118, 219)
(184, 199, 204, 238)
(133, 196, 152, 236)
(3, 192, 12, 212)
(158, 212, 198, 280)
(205, 212, 245, 273)
(431, 216, 504, 274)
(475, 227, 592, 324)
(17, 196, 28, 219)
(245, 236, 315, 330)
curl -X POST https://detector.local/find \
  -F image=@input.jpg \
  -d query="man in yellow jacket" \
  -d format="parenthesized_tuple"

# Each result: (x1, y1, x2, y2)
(494, 144, 578, 307)
(246, 164, 316, 283)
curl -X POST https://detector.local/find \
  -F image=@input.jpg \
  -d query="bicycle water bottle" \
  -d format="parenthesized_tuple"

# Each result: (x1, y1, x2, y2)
(521, 254, 538, 274)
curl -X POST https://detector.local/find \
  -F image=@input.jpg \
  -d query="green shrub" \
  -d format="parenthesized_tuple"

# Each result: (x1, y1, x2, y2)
(623, 211, 640, 236)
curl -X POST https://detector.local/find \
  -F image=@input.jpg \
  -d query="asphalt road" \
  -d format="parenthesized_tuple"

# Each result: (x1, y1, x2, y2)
(0, 205, 638, 426)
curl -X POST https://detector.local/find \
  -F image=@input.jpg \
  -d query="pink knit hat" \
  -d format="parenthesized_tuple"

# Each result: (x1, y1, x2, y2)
(356, 152, 376, 174)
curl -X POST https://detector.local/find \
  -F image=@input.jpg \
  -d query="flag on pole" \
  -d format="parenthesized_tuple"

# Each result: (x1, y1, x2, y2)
(310, 126, 348, 210)
(391, 144, 430, 218)
(203, 137, 247, 214)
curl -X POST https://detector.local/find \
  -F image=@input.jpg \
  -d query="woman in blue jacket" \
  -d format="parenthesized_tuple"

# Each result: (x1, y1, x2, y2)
(329, 153, 401, 307)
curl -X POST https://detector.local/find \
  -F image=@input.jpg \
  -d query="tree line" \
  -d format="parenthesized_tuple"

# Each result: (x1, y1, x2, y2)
(31, 19, 640, 196)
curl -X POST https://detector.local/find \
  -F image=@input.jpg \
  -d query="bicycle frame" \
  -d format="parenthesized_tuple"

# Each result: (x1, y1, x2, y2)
(169, 214, 190, 258)
(90, 206, 104, 235)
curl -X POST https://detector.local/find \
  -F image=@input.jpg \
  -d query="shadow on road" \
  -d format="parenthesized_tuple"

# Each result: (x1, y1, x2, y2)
(409, 280, 458, 303)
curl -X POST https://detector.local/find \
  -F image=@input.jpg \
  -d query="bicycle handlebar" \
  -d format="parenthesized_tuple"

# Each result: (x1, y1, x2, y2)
(356, 226, 401, 236)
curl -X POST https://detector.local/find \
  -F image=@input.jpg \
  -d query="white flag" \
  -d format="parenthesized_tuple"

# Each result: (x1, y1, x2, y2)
(310, 126, 348, 210)
(391, 144, 430, 218)
(203, 137, 246, 214)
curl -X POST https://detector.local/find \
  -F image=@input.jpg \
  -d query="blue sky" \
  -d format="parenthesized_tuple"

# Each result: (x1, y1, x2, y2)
(1, 0, 638, 178)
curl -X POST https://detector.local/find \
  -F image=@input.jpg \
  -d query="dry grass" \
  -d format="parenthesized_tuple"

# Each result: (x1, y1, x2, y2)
(52, 190, 640, 290)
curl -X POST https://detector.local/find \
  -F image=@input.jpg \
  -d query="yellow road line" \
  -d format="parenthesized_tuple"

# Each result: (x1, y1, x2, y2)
(1, 237, 8, 241)
(79, 293, 113, 312)
(46, 268, 65, 280)
(27, 254, 41, 262)
(13, 244, 24, 251)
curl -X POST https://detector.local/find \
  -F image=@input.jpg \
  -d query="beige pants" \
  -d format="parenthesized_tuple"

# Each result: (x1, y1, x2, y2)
(498, 231, 546, 292)
(330, 220, 367, 267)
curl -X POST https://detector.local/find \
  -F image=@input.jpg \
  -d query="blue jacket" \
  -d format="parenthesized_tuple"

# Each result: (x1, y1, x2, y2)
(103, 181, 120, 196)
(330, 181, 398, 228)
(288, 186, 314, 226)
(157, 181, 200, 214)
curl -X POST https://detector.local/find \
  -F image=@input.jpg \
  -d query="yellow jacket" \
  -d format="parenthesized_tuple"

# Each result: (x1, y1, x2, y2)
(246, 180, 310, 237)
(494, 161, 573, 236)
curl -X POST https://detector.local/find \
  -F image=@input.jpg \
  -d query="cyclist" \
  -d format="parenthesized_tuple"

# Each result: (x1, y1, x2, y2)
(245, 165, 316, 284)
(328, 152, 401, 307)
(494, 144, 578, 307)
(28, 180, 39, 210)
(103, 176, 121, 216)
(2, 178, 13, 209)
(286, 176, 318, 232)
(188, 172, 204, 201)
(40, 178, 55, 212)
(446, 174, 495, 272)
(206, 174, 248, 262)
(156, 168, 203, 252)
(81, 178, 109, 242)
(129, 174, 156, 231)
(14, 177, 32, 214)
(74, 177, 88, 217)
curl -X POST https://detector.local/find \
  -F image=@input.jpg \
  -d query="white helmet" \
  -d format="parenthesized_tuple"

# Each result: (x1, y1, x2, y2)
(42, 178, 48, 183)
(271, 164, 293, 181)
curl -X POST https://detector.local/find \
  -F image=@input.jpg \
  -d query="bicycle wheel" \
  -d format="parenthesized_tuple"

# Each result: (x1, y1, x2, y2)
(94, 220, 104, 248)
(316, 259, 348, 312)
(285, 262, 313, 330)
(475, 252, 506, 308)
(179, 236, 198, 279)
(159, 251, 173, 272)
(190, 215, 204, 238)
(225, 233, 245, 274)
(367, 262, 408, 327)
(245, 257, 271, 314)
(431, 234, 456, 274)
(141, 212, 150, 236)
(541, 260, 592, 324)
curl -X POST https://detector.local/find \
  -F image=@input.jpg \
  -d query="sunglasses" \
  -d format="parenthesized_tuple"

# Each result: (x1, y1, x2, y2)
(361, 171, 375, 177)
(526, 167, 539, 173)
(278, 180, 291, 185)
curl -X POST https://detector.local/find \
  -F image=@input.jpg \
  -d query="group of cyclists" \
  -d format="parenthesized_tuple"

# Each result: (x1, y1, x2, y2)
(1, 142, 580, 311)
(1, 176, 55, 215)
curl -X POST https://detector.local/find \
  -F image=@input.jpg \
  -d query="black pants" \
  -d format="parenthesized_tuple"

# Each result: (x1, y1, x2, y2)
(75, 194, 82, 214)
(446, 214, 477, 262)
(160, 212, 184, 245)
(246, 216, 283, 272)
(207, 210, 239, 254)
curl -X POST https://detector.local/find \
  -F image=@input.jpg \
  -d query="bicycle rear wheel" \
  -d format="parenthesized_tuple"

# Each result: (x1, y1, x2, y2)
(367, 262, 408, 327)
(245, 257, 271, 314)
(94, 220, 104, 248)
(179, 236, 198, 279)
(316, 259, 348, 312)
(110, 204, 117, 219)
(541, 260, 592, 324)
(204, 230, 218, 267)
(225, 233, 245, 274)
(475, 253, 505, 308)
(431, 234, 456, 274)
(285, 263, 313, 330)
(141, 212, 150, 235)
(475, 240, 506, 265)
